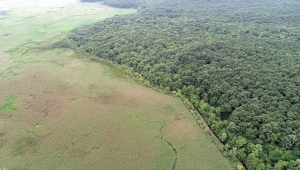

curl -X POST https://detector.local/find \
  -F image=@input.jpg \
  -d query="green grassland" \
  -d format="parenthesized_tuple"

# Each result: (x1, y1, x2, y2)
(0, 1, 233, 169)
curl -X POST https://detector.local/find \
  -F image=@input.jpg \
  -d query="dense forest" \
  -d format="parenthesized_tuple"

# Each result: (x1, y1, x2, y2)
(56, 0, 300, 169)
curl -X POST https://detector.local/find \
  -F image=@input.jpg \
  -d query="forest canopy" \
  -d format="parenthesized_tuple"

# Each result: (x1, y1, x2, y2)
(60, 0, 300, 169)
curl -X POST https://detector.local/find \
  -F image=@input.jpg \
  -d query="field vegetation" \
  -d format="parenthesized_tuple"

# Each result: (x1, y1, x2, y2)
(60, 0, 300, 169)
(0, 0, 233, 169)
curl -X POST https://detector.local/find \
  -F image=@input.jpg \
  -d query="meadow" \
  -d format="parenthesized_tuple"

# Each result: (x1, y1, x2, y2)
(0, 1, 233, 169)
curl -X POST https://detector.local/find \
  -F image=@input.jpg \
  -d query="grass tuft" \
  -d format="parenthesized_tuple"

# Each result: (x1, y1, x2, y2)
(0, 95, 17, 111)
(68, 97, 78, 103)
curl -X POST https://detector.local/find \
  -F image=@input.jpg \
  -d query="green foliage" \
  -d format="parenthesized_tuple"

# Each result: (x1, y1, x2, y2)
(236, 164, 244, 170)
(58, 0, 300, 169)
(219, 132, 227, 142)
(274, 160, 289, 170)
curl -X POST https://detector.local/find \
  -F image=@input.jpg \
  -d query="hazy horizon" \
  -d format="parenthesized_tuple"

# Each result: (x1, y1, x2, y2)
(0, 0, 80, 11)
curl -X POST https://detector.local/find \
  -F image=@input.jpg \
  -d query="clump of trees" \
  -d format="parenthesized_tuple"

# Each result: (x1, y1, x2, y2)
(57, 0, 300, 169)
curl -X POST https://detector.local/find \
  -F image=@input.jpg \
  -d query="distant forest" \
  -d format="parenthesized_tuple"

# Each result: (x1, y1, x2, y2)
(58, 0, 300, 169)
(80, 0, 143, 8)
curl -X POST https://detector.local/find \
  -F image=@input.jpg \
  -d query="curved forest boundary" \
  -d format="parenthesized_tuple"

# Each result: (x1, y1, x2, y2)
(61, 0, 300, 169)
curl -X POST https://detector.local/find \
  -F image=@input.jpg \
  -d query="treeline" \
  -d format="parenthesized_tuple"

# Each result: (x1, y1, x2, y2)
(80, 0, 143, 8)
(58, 0, 300, 169)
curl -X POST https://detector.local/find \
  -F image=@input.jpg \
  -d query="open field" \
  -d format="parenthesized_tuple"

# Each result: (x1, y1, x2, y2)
(0, 1, 233, 169)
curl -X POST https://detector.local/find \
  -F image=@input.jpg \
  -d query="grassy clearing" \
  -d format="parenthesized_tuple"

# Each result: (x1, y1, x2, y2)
(0, 1, 233, 170)
(0, 1, 136, 52)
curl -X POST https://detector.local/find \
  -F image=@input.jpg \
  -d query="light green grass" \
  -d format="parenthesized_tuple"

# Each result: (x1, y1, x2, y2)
(0, 95, 17, 111)
(0, 3, 136, 52)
